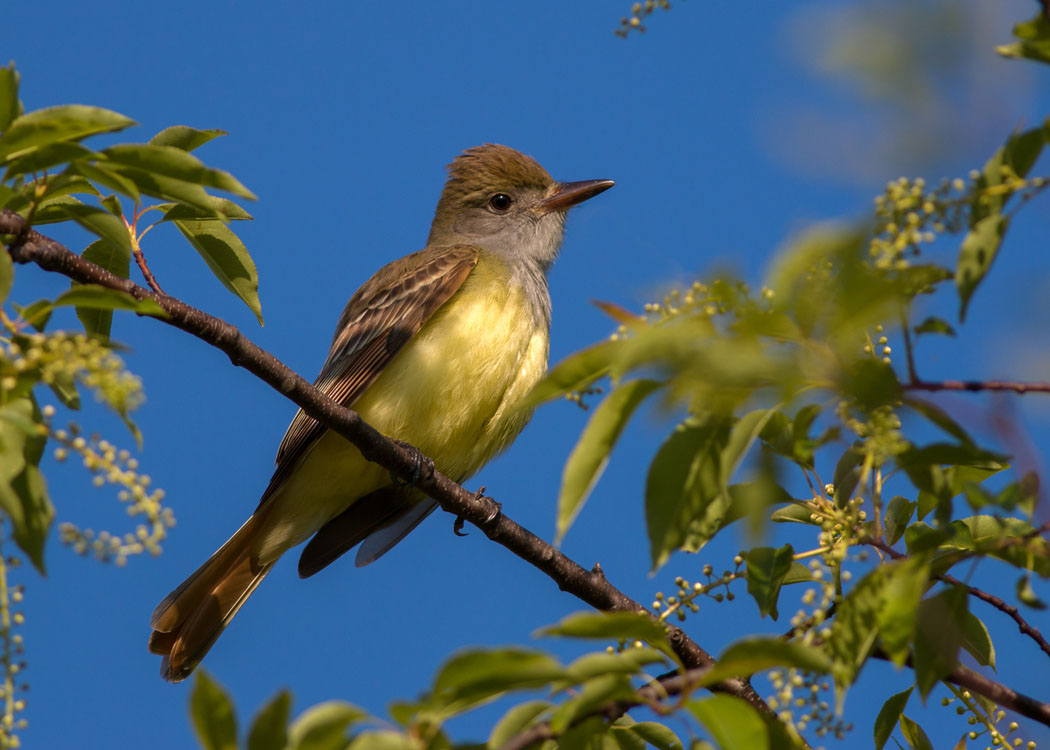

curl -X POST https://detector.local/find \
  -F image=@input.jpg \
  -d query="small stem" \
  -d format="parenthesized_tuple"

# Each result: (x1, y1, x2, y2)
(905, 379, 1050, 395)
(124, 217, 164, 295)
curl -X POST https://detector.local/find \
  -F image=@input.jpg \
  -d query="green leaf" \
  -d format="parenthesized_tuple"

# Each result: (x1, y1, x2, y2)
(902, 398, 973, 447)
(832, 446, 863, 507)
(488, 701, 551, 750)
(898, 715, 933, 750)
(101, 143, 256, 200)
(537, 612, 672, 655)
(48, 369, 81, 410)
(956, 215, 1010, 321)
(550, 674, 636, 732)
(770, 503, 818, 525)
(884, 496, 916, 546)
(744, 545, 794, 619)
(0, 105, 136, 161)
(559, 717, 614, 750)
(997, 15, 1050, 65)
(557, 379, 662, 542)
(564, 649, 666, 683)
(876, 558, 929, 665)
(3, 141, 95, 180)
(346, 730, 415, 750)
(525, 340, 620, 409)
(52, 284, 167, 318)
(247, 690, 292, 750)
(913, 316, 955, 337)
(55, 201, 131, 252)
(288, 701, 367, 750)
(0, 63, 20, 132)
(874, 687, 912, 750)
(174, 219, 263, 323)
(828, 565, 885, 693)
(65, 160, 141, 203)
(914, 586, 967, 698)
(960, 611, 995, 671)
(618, 723, 683, 750)
(0, 398, 53, 573)
(432, 649, 566, 709)
(722, 408, 778, 480)
(0, 243, 13, 304)
(687, 696, 768, 750)
(190, 671, 237, 750)
(13, 299, 52, 331)
(1016, 574, 1047, 609)
(161, 199, 253, 222)
(149, 126, 227, 152)
(703, 639, 831, 686)
(645, 414, 730, 569)
(73, 238, 132, 340)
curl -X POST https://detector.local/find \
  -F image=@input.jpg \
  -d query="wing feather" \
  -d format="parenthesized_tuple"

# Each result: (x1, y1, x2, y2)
(261, 245, 478, 504)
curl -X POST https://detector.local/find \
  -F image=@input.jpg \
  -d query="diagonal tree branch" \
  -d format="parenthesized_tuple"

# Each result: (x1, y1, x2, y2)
(0, 208, 765, 711)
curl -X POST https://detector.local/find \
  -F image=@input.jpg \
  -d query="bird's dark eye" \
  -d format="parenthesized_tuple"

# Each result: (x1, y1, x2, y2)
(488, 193, 513, 212)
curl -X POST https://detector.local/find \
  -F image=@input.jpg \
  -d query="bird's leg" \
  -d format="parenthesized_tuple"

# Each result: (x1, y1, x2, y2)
(389, 439, 435, 486)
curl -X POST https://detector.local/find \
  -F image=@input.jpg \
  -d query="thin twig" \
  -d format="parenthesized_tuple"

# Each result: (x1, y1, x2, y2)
(0, 209, 769, 714)
(905, 379, 1050, 395)
(940, 572, 1050, 661)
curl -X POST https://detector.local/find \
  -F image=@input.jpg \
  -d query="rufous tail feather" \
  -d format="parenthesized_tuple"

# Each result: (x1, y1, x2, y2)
(148, 514, 273, 682)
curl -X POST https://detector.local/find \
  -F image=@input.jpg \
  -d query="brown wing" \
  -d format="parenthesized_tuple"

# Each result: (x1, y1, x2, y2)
(259, 245, 479, 503)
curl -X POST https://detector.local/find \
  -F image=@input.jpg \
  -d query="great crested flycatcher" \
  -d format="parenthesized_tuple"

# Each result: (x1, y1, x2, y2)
(148, 144, 614, 681)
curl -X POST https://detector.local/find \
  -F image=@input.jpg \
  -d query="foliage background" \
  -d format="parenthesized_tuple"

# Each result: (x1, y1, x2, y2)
(4, 1, 1050, 747)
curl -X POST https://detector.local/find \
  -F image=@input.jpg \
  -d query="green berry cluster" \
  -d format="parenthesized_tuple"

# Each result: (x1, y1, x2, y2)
(0, 548, 26, 749)
(650, 559, 743, 624)
(616, 0, 673, 37)
(943, 688, 1037, 750)
(49, 419, 173, 565)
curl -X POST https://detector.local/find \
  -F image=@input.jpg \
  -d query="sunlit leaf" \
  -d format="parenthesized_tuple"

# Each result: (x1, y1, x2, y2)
(525, 340, 620, 409)
(913, 316, 955, 337)
(0, 105, 135, 161)
(288, 701, 367, 750)
(0, 397, 53, 573)
(432, 649, 566, 709)
(960, 611, 995, 671)
(537, 612, 672, 656)
(899, 715, 933, 750)
(174, 219, 263, 324)
(0, 63, 20, 132)
(557, 379, 662, 543)
(149, 125, 227, 152)
(618, 722, 684, 750)
(74, 238, 132, 341)
(876, 558, 929, 666)
(550, 674, 636, 732)
(55, 201, 131, 252)
(488, 701, 552, 750)
(101, 143, 256, 199)
(0, 244, 12, 304)
(190, 671, 237, 750)
(997, 15, 1050, 65)
(53, 284, 167, 317)
(3, 141, 94, 180)
(247, 690, 291, 750)
(687, 696, 768, 750)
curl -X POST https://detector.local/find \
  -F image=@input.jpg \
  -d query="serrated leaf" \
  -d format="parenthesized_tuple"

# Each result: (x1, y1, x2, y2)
(960, 611, 995, 671)
(687, 696, 768, 750)
(288, 701, 367, 750)
(149, 125, 227, 152)
(0, 105, 135, 161)
(74, 238, 132, 341)
(101, 143, 256, 200)
(899, 715, 933, 750)
(537, 612, 672, 655)
(190, 671, 237, 750)
(248, 690, 292, 750)
(174, 219, 263, 323)
(913, 316, 955, 337)
(645, 414, 730, 569)
(52, 284, 167, 317)
(488, 701, 551, 750)
(557, 379, 662, 543)
(0, 63, 20, 132)
(874, 687, 912, 750)
(525, 340, 620, 409)
(744, 544, 794, 620)
(884, 496, 916, 546)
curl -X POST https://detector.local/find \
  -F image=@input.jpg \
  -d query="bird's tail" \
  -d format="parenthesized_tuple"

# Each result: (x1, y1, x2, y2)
(148, 514, 273, 682)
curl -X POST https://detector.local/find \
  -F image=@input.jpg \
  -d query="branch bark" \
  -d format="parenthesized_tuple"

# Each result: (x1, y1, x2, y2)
(0, 208, 767, 711)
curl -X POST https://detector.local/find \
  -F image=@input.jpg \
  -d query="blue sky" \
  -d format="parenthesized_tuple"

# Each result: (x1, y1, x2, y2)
(5, 1, 1050, 748)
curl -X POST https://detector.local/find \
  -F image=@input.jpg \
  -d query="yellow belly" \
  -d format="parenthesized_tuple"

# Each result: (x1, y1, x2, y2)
(255, 253, 549, 562)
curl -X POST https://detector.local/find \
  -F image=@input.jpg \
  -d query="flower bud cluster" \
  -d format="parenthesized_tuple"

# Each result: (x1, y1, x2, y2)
(0, 549, 27, 749)
(616, 0, 672, 37)
(943, 689, 1037, 750)
(50, 424, 173, 565)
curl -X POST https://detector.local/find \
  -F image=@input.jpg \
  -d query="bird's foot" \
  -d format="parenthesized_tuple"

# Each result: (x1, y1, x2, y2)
(389, 439, 435, 486)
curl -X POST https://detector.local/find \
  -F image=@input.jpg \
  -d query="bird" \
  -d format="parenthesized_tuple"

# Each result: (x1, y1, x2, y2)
(148, 144, 614, 681)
